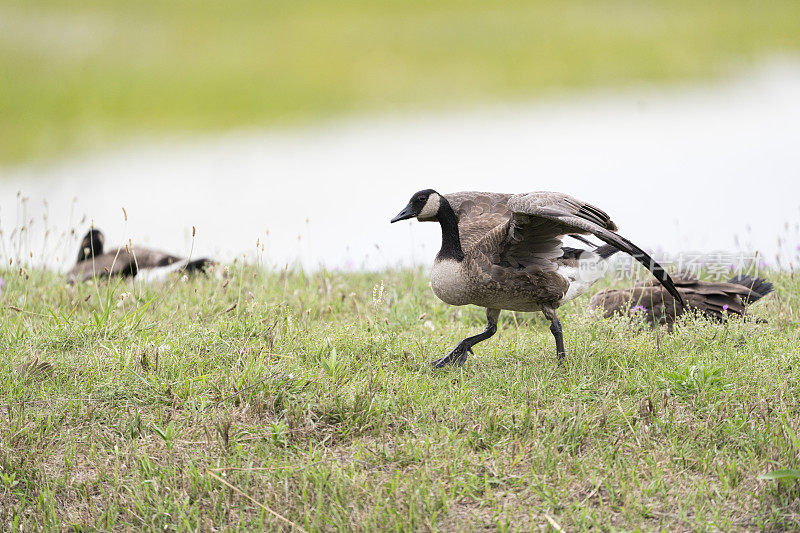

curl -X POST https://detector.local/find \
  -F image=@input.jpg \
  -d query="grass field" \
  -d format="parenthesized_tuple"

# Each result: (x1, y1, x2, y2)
(3, 0, 800, 165)
(1, 265, 799, 530)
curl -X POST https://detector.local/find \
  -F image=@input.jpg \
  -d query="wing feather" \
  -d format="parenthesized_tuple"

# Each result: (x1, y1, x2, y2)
(66, 246, 183, 283)
(505, 191, 683, 304)
(445, 192, 513, 250)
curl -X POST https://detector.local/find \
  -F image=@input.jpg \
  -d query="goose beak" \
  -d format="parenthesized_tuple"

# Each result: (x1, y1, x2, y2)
(391, 203, 417, 223)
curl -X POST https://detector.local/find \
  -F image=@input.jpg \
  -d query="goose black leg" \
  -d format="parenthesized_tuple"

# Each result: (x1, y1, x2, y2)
(432, 308, 500, 367)
(543, 307, 567, 364)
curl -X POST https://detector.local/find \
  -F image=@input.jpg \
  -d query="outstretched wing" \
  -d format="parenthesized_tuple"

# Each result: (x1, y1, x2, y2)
(505, 191, 683, 304)
(444, 192, 513, 250)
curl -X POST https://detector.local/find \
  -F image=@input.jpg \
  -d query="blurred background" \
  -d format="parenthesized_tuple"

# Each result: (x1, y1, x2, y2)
(2, 0, 800, 272)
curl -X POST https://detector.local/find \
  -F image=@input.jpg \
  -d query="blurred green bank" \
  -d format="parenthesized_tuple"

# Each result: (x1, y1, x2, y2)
(2, 0, 800, 164)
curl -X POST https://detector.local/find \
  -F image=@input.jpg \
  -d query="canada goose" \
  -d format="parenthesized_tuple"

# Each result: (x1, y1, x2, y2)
(66, 228, 214, 284)
(589, 274, 773, 327)
(391, 190, 683, 366)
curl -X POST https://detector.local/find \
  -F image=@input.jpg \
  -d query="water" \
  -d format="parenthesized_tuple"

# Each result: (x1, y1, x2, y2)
(2, 59, 800, 273)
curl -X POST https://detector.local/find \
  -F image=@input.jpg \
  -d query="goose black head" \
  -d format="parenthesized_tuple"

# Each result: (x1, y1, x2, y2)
(390, 189, 442, 223)
(76, 229, 105, 263)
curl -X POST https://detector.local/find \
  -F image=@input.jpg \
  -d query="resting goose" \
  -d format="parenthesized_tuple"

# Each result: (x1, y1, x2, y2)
(589, 274, 773, 327)
(391, 189, 683, 367)
(66, 228, 214, 284)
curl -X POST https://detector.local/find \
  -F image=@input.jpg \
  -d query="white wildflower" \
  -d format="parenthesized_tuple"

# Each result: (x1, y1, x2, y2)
(117, 292, 132, 308)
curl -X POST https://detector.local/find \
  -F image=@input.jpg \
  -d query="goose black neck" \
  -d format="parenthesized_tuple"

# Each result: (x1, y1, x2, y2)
(436, 199, 464, 262)
(77, 233, 103, 263)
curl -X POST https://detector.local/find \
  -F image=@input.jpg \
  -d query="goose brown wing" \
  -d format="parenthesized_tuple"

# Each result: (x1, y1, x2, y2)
(596, 282, 746, 321)
(444, 191, 513, 251)
(129, 247, 184, 269)
(589, 288, 639, 319)
(505, 191, 684, 304)
(66, 246, 183, 283)
(590, 286, 684, 325)
(639, 275, 752, 314)
(657, 278, 751, 317)
(66, 250, 137, 283)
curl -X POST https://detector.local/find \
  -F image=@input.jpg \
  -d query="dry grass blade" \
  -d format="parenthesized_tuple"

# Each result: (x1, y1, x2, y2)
(15, 357, 54, 381)
(544, 513, 564, 532)
(579, 477, 606, 505)
(203, 374, 275, 411)
(207, 471, 307, 532)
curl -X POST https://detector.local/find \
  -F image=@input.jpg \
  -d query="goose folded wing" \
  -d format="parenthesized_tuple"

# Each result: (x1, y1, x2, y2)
(505, 192, 684, 304)
(129, 247, 184, 269)
(641, 275, 756, 309)
(66, 250, 138, 283)
(677, 281, 752, 316)
(589, 288, 639, 318)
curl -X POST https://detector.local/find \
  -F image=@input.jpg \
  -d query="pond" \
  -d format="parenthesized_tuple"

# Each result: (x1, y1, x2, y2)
(2, 59, 800, 273)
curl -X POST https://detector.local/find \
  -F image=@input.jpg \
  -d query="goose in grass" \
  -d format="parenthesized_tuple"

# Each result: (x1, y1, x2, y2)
(589, 273, 773, 328)
(390, 189, 683, 367)
(66, 228, 214, 284)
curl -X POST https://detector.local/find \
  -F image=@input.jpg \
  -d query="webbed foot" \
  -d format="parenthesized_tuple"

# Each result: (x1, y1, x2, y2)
(431, 342, 474, 367)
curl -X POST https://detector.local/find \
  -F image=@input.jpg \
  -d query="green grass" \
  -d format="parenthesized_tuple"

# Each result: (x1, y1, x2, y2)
(1, 265, 799, 530)
(3, 0, 800, 164)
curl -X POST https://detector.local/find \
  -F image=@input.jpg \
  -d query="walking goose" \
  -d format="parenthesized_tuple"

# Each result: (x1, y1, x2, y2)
(391, 189, 683, 366)
(589, 274, 773, 327)
(66, 228, 214, 284)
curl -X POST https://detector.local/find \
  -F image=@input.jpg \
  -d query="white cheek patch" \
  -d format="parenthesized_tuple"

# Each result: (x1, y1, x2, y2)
(417, 194, 440, 220)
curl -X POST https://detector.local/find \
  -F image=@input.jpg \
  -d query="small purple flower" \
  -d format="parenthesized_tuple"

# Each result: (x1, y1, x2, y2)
(632, 305, 647, 313)
(722, 304, 729, 312)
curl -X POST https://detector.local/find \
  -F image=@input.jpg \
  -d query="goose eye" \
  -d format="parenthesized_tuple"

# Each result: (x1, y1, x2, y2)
(419, 196, 428, 203)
